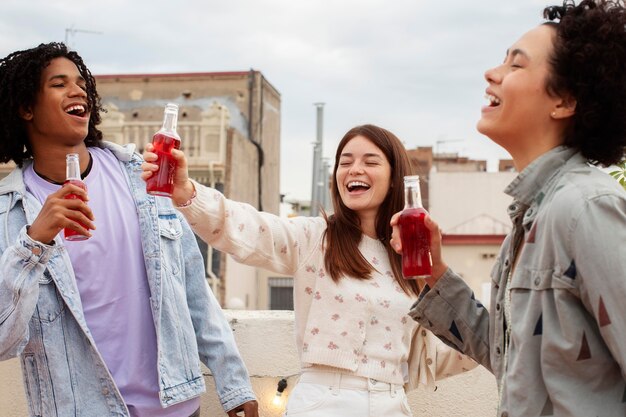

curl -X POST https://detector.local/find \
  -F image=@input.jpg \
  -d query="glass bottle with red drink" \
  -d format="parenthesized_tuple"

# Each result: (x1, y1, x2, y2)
(399, 175, 432, 279)
(146, 103, 181, 197)
(63, 153, 89, 241)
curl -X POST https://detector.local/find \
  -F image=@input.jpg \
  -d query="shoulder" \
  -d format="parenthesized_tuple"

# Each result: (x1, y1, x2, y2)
(98, 141, 138, 163)
(541, 165, 626, 238)
(552, 165, 625, 212)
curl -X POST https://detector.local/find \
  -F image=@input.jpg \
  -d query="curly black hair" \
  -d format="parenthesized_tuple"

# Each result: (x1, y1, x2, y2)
(0, 42, 103, 166)
(543, 0, 626, 166)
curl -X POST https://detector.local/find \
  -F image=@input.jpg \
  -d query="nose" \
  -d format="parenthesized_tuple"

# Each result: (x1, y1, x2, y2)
(68, 83, 87, 99)
(484, 64, 503, 84)
(349, 164, 364, 175)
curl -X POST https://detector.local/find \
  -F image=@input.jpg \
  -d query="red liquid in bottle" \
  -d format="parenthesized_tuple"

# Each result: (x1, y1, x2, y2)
(146, 132, 181, 197)
(63, 179, 89, 241)
(399, 207, 432, 278)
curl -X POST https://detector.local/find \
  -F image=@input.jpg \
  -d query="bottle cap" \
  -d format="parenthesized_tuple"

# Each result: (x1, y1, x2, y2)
(165, 103, 179, 113)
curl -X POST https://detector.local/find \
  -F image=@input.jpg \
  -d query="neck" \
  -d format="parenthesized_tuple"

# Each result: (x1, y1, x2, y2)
(510, 142, 562, 172)
(505, 127, 565, 172)
(32, 144, 91, 184)
(358, 212, 378, 240)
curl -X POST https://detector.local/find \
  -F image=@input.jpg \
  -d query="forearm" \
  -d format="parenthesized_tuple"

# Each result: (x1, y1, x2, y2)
(410, 269, 492, 370)
(0, 227, 50, 360)
(177, 180, 319, 275)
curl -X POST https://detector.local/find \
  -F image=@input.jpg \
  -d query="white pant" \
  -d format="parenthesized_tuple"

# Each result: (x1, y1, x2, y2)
(283, 371, 413, 417)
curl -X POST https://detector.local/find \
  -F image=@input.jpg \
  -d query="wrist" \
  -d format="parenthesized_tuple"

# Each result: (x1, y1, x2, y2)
(426, 264, 448, 288)
(175, 181, 197, 208)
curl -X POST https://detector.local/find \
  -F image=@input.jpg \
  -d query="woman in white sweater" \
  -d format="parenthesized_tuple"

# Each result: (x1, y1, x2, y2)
(142, 124, 476, 417)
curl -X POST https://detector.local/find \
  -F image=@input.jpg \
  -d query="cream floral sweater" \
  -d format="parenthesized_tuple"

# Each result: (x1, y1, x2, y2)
(178, 182, 476, 390)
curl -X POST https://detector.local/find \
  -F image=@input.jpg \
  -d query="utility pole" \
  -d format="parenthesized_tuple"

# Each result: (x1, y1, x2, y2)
(310, 103, 324, 216)
(64, 25, 103, 48)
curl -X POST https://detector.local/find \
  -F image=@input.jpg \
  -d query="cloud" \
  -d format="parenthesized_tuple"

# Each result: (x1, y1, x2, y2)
(1, 0, 551, 200)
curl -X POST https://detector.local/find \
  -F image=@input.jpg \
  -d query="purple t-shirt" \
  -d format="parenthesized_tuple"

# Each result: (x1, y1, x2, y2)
(23, 147, 199, 417)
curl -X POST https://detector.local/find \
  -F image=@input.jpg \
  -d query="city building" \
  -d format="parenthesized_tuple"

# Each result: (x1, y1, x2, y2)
(0, 70, 283, 309)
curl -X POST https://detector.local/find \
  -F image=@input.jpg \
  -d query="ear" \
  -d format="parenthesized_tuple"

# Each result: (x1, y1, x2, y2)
(19, 106, 33, 121)
(551, 95, 576, 119)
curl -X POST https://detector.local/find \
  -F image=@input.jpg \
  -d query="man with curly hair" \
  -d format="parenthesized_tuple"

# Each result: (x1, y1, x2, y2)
(392, 0, 626, 416)
(0, 43, 258, 417)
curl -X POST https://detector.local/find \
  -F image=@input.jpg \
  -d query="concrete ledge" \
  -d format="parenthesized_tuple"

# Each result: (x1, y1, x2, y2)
(0, 310, 498, 416)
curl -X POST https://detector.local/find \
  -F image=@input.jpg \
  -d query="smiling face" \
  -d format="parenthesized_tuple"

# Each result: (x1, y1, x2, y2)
(21, 57, 91, 153)
(477, 25, 566, 162)
(335, 135, 392, 223)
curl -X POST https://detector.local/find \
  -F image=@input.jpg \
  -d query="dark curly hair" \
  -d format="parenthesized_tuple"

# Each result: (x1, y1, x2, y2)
(0, 42, 103, 166)
(543, 0, 626, 166)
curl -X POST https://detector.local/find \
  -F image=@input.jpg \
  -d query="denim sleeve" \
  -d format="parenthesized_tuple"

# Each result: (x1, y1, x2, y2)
(572, 193, 626, 380)
(409, 269, 493, 371)
(178, 215, 256, 412)
(0, 226, 52, 360)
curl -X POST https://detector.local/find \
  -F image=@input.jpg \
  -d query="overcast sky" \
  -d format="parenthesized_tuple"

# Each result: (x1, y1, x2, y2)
(2, 0, 552, 201)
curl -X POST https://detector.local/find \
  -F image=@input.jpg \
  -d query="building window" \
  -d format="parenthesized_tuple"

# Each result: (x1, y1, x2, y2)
(268, 277, 294, 310)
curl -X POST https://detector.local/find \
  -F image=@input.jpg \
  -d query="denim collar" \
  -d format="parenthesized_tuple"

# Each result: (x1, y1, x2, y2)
(0, 141, 137, 196)
(504, 146, 581, 207)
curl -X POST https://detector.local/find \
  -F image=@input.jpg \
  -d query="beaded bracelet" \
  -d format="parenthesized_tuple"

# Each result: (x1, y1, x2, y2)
(176, 188, 197, 208)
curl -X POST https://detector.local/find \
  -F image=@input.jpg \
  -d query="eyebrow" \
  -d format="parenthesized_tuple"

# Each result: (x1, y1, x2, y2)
(506, 48, 530, 60)
(340, 152, 383, 159)
(47, 74, 86, 83)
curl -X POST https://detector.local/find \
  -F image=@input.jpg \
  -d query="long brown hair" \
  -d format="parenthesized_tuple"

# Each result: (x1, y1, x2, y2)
(323, 124, 419, 297)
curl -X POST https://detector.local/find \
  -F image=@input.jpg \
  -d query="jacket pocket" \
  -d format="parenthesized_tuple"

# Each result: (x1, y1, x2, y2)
(509, 268, 555, 291)
(158, 213, 183, 240)
(22, 354, 43, 417)
(36, 270, 64, 323)
(509, 267, 577, 293)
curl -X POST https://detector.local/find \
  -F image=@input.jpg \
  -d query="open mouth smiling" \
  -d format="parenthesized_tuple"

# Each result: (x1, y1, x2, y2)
(64, 104, 88, 117)
(485, 93, 501, 107)
(347, 181, 371, 193)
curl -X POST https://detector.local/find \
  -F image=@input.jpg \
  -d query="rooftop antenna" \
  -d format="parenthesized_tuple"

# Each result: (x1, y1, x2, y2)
(64, 25, 103, 48)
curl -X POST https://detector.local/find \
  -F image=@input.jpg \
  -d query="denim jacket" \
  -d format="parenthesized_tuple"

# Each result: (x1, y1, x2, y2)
(0, 142, 255, 416)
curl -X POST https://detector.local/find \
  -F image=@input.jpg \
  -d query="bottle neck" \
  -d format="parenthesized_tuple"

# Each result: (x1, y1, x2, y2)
(162, 111, 178, 134)
(404, 184, 423, 209)
(66, 155, 81, 181)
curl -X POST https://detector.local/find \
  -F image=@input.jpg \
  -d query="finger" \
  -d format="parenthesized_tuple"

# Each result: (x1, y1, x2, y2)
(58, 184, 89, 201)
(424, 214, 440, 232)
(141, 161, 159, 171)
(64, 208, 96, 230)
(170, 149, 188, 169)
(143, 150, 158, 163)
(62, 218, 93, 238)
(389, 211, 401, 226)
(61, 199, 96, 222)
(390, 236, 402, 253)
(144, 143, 155, 152)
(140, 170, 153, 181)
